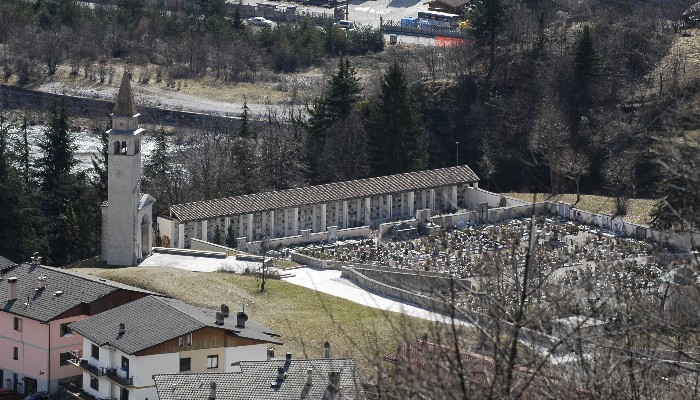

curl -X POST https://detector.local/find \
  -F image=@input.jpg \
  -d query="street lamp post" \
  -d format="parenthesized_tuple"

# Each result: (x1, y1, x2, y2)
(456, 141, 459, 166)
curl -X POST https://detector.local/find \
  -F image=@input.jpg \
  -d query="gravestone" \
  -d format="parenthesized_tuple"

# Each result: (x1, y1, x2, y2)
(636, 226, 646, 240)
(558, 202, 571, 220)
(478, 202, 488, 223)
(237, 237, 247, 249)
(327, 226, 337, 243)
(613, 217, 625, 235)
(504, 208, 513, 221)
(457, 216, 466, 229)
(602, 215, 611, 230)
(301, 229, 311, 243)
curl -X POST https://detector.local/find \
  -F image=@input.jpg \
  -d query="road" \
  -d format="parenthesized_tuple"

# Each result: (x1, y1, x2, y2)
(282, 267, 469, 324)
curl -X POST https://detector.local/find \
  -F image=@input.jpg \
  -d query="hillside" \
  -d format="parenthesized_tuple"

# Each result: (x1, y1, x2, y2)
(70, 266, 461, 380)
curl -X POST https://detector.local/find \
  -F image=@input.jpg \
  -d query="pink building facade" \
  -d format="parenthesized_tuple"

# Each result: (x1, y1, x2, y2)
(0, 263, 155, 396)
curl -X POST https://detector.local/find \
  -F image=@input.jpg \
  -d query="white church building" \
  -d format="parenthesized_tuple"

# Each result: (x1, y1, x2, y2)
(100, 71, 155, 266)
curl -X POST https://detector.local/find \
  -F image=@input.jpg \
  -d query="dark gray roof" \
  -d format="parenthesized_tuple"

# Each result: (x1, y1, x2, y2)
(114, 70, 137, 116)
(429, 0, 469, 9)
(171, 166, 479, 221)
(0, 264, 157, 323)
(69, 296, 281, 355)
(154, 358, 365, 400)
(0, 255, 17, 270)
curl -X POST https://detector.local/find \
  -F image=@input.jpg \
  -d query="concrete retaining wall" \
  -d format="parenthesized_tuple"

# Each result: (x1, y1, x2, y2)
(190, 238, 234, 254)
(291, 252, 336, 269)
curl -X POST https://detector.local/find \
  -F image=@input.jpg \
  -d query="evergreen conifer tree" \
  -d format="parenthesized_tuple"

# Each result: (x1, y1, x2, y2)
(89, 124, 109, 202)
(572, 25, 600, 114)
(472, 0, 507, 79)
(0, 108, 43, 262)
(226, 224, 236, 248)
(306, 57, 362, 180)
(365, 63, 425, 177)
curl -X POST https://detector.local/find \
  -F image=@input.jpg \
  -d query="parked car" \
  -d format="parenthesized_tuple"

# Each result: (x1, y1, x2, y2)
(336, 19, 355, 29)
(0, 389, 24, 400)
(247, 17, 277, 27)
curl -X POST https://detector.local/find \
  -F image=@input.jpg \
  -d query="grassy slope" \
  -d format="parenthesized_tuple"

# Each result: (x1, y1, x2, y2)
(504, 193, 655, 226)
(71, 266, 446, 379)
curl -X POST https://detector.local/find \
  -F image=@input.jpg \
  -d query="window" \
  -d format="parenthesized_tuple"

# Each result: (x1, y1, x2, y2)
(60, 323, 72, 337)
(114, 141, 120, 155)
(89, 376, 99, 391)
(13, 317, 21, 332)
(179, 358, 191, 372)
(178, 333, 192, 347)
(12, 347, 18, 360)
(60, 352, 72, 366)
(91, 344, 99, 360)
(207, 355, 218, 369)
(120, 388, 129, 400)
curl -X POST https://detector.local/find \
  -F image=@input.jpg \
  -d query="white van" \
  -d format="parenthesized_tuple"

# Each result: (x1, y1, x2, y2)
(336, 20, 355, 29)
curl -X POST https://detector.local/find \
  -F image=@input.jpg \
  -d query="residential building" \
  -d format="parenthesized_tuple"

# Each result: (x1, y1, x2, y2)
(68, 296, 282, 400)
(153, 353, 365, 400)
(157, 165, 480, 248)
(0, 261, 156, 396)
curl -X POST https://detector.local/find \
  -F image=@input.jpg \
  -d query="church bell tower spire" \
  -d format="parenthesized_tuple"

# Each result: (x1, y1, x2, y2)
(101, 69, 155, 266)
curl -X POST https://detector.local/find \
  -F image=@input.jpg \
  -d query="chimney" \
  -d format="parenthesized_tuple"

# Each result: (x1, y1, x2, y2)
(285, 352, 292, 362)
(30, 253, 42, 266)
(236, 311, 248, 328)
(37, 276, 47, 289)
(277, 366, 285, 381)
(267, 347, 275, 360)
(306, 367, 313, 386)
(208, 381, 217, 400)
(7, 277, 17, 301)
(220, 304, 229, 318)
(215, 312, 224, 326)
(118, 323, 126, 335)
(323, 341, 331, 359)
(327, 371, 341, 399)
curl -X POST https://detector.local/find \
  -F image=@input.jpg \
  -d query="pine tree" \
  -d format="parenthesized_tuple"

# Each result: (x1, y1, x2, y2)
(38, 98, 76, 194)
(37, 99, 83, 265)
(306, 57, 362, 180)
(144, 126, 172, 216)
(89, 124, 109, 202)
(365, 63, 425, 177)
(572, 25, 601, 114)
(238, 100, 252, 138)
(226, 224, 236, 248)
(472, 0, 507, 79)
(214, 224, 222, 245)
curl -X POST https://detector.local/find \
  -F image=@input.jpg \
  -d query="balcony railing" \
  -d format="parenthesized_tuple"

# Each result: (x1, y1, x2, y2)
(67, 352, 103, 377)
(105, 368, 134, 387)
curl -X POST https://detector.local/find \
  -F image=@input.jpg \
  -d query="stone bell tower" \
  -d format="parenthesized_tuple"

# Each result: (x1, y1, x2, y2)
(101, 71, 155, 266)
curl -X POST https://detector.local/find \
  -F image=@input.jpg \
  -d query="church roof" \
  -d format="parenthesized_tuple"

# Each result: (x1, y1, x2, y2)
(114, 70, 138, 116)
(170, 165, 480, 222)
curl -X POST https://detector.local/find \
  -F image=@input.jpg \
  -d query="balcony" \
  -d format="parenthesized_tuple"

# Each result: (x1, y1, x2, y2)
(67, 352, 103, 377)
(105, 368, 134, 388)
